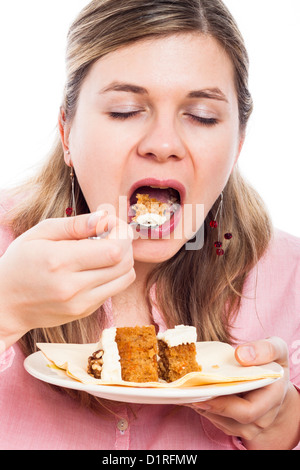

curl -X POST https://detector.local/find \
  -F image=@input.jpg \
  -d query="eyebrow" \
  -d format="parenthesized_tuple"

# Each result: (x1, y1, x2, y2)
(99, 82, 228, 102)
(99, 82, 148, 95)
(187, 88, 228, 102)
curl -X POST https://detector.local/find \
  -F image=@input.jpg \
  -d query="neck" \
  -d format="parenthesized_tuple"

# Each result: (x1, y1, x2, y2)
(111, 260, 157, 327)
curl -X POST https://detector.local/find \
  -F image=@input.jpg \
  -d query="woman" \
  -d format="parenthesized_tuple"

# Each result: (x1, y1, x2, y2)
(0, 0, 299, 450)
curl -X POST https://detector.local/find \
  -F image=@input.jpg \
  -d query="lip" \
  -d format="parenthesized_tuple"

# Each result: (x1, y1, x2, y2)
(128, 178, 186, 205)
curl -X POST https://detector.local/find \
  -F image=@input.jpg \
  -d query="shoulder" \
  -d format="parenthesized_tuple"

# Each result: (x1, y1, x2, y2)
(238, 228, 300, 333)
(259, 228, 300, 281)
(269, 228, 300, 253)
(242, 227, 300, 323)
(252, 228, 300, 301)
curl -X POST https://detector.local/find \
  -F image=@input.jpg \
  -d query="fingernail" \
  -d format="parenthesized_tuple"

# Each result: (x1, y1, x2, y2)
(238, 345, 256, 363)
(88, 211, 108, 230)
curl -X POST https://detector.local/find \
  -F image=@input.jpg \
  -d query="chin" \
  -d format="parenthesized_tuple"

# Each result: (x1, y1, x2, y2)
(132, 237, 185, 264)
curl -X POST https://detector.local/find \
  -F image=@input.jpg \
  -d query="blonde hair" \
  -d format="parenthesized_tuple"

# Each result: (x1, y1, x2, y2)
(4, 0, 271, 409)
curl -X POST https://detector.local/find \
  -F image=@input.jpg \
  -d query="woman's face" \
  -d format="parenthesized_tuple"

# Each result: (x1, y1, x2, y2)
(64, 33, 243, 263)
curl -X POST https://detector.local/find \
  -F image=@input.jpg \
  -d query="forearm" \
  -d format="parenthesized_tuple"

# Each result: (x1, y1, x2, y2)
(243, 383, 300, 450)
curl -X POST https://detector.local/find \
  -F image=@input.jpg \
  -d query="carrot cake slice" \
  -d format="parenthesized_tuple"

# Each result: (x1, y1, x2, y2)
(157, 325, 201, 382)
(88, 325, 159, 383)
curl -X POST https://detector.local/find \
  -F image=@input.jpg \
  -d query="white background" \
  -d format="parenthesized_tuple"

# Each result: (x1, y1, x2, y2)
(0, 0, 299, 236)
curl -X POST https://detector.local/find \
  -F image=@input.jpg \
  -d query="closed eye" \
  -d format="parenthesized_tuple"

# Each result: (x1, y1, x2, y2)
(186, 114, 218, 126)
(109, 111, 141, 120)
(108, 111, 218, 126)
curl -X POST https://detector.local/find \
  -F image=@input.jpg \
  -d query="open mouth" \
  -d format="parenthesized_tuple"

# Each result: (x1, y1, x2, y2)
(128, 183, 182, 237)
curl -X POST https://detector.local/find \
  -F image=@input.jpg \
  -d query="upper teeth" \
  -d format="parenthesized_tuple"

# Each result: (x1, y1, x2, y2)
(149, 185, 169, 189)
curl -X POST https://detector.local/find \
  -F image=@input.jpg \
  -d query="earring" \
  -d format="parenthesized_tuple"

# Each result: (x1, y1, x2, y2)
(210, 193, 232, 256)
(66, 166, 77, 217)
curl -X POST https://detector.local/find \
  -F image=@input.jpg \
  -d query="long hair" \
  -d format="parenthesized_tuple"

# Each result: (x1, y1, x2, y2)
(3, 0, 272, 410)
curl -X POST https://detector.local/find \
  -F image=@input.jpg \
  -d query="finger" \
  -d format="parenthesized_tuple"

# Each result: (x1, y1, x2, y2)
(73, 217, 133, 271)
(235, 337, 289, 368)
(54, 238, 131, 272)
(200, 412, 261, 441)
(87, 267, 136, 310)
(192, 378, 286, 424)
(90, 215, 134, 242)
(25, 211, 108, 242)
(74, 247, 134, 287)
(44, 256, 136, 321)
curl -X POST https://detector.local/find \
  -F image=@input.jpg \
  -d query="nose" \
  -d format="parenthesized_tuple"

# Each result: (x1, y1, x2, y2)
(137, 113, 186, 162)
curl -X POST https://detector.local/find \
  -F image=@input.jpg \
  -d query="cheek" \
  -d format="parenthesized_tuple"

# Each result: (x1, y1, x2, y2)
(69, 122, 122, 211)
(193, 127, 239, 191)
(186, 127, 239, 232)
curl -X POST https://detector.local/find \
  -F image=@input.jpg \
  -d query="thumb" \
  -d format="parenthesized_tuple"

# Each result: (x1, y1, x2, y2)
(24, 211, 108, 242)
(235, 337, 289, 368)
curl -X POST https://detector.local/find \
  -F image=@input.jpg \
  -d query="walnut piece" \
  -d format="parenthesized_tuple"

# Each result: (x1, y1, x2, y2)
(87, 349, 104, 379)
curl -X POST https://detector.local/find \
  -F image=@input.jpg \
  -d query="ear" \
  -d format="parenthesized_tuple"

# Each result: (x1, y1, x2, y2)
(58, 107, 72, 166)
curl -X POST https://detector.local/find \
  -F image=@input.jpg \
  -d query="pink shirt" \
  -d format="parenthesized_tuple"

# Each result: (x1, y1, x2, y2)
(0, 197, 299, 450)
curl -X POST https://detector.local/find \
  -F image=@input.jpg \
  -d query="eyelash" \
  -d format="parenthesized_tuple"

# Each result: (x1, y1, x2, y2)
(109, 111, 140, 120)
(187, 114, 218, 126)
(108, 111, 218, 126)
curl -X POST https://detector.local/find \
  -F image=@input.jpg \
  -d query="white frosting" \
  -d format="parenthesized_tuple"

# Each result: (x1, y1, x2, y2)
(157, 325, 197, 347)
(136, 212, 167, 227)
(99, 327, 122, 382)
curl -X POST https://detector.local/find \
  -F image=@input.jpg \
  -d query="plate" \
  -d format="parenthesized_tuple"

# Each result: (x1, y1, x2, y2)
(24, 351, 281, 404)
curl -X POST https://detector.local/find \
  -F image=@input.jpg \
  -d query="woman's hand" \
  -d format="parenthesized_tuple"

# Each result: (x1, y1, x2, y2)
(0, 212, 135, 347)
(190, 337, 300, 450)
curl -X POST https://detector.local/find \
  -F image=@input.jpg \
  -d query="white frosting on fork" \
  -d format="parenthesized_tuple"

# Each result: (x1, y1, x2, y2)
(136, 212, 167, 227)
